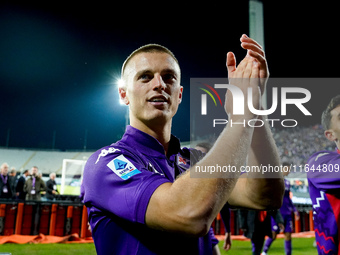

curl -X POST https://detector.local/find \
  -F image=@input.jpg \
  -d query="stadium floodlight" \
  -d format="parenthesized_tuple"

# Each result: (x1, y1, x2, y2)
(115, 78, 127, 105)
(249, 0, 267, 109)
(116, 78, 124, 88)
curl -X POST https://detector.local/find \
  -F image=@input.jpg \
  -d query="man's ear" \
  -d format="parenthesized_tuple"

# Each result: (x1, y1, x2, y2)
(119, 87, 129, 105)
(325, 129, 336, 142)
(178, 86, 183, 104)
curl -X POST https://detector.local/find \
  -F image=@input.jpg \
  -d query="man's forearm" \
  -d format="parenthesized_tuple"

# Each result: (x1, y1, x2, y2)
(245, 114, 284, 207)
(176, 124, 255, 224)
(248, 114, 281, 169)
(145, 124, 255, 236)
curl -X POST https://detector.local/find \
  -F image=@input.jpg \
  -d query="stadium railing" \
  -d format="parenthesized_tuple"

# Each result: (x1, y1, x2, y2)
(0, 199, 91, 238)
(0, 199, 313, 238)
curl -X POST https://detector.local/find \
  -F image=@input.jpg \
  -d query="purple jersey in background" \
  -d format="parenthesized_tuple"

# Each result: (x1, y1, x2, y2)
(82, 126, 218, 255)
(307, 149, 340, 255)
(280, 179, 297, 216)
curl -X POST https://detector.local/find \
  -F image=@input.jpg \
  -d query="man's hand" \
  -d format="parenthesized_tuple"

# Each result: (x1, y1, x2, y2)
(223, 232, 232, 251)
(228, 34, 269, 93)
(225, 34, 269, 120)
(279, 223, 285, 233)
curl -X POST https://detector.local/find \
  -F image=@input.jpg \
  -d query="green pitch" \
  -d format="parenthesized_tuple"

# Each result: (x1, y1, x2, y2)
(218, 237, 317, 255)
(0, 243, 96, 255)
(0, 237, 316, 254)
(57, 185, 80, 195)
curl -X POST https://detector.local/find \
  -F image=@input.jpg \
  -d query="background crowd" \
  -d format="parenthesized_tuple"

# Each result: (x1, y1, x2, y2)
(0, 163, 58, 201)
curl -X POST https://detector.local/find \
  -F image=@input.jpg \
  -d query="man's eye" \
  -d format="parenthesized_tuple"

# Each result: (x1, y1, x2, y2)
(163, 74, 175, 82)
(139, 74, 152, 81)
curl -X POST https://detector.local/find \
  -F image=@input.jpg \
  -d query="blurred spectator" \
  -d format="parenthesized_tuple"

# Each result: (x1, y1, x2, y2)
(9, 167, 17, 197)
(0, 163, 15, 199)
(9, 168, 16, 177)
(196, 125, 335, 167)
(16, 169, 29, 200)
(273, 125, 335, 166)
(46, 173, 59, 201)
(24, 166, 46, 201)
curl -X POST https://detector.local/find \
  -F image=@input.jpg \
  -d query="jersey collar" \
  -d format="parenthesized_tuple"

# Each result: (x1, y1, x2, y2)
(120, 125, 181, 158)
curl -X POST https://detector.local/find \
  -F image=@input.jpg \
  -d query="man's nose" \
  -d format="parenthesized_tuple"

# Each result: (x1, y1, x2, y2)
(151, 74, 166, 91)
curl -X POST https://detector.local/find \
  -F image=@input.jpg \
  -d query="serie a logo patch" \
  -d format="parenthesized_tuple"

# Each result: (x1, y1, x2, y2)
(107, 155, 141, 180)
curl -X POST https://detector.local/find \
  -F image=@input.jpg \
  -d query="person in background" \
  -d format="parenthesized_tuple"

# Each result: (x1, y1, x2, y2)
(16, 169, 29, 200)
(24, 166, 46, 201)
(9, 167, 17, 198)
(0, 163, 14, 199)
(262, 162, 299, 255)
(9, 168, 16, 177)
(239, 209, 283, 255)
(46, 173, 59, 201)
(220, 204, 232, 252)
(307, 95, 340, 255)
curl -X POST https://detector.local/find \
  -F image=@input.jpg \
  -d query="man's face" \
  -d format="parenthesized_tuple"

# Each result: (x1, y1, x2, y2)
(282, 166, 290, 177)
(1, 165, 8, 175)
(120, 52, 183, 126)
(31, 167, 38, 176)
(326, 105, 340, 148)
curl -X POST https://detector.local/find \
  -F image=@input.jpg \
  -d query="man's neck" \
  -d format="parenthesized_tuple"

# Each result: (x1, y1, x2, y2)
(130, 118, 172, 155)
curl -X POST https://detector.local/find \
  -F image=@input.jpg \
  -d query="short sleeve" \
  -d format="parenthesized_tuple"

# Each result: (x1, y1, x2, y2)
(82, 146, 171, 224)
(307, 151, 340, 191)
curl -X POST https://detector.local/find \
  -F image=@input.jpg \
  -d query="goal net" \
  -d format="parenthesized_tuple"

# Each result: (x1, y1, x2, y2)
(60, 159, 86, 195)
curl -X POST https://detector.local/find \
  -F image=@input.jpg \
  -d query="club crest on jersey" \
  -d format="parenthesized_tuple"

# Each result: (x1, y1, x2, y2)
(107, 155, 141, 180)
(177, 156, 187, 165)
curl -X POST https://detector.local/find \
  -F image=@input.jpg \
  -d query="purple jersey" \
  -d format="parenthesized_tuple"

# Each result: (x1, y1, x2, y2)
(82, 126, 218, 255)
(307, 149, 340, 255)
(280, 179, 296, 216)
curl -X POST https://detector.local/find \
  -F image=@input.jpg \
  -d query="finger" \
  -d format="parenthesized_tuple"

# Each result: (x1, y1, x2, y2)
(241, 42, 265, 57)
(226, 52, 236, 74)
(248, 50, 269, 79)
(248, 50, 266, 64)
(240, 34, 263, 49)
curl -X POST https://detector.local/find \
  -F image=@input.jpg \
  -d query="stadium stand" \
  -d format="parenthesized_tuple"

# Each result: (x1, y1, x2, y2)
(0, 148, 93, 174)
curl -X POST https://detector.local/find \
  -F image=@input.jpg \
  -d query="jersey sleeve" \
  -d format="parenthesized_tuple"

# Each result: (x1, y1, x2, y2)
(307, 151, 340, 191)
(82, 146, 171, 224)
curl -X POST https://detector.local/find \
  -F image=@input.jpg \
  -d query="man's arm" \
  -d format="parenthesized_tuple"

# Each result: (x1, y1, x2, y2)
(228, 116, 284, 209)
(146, 123, 254, 236)
(146, 35, 284, 236)
(227, 35, 284, 209)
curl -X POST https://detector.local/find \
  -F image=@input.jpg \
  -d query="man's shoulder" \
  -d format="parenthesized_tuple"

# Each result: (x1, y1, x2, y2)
(87, 143, 128, 166)
(307, 150, 338, 165)
(307, 149, 340, 181)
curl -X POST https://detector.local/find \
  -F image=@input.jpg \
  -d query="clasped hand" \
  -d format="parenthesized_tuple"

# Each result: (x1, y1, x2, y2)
(225, 34, 269, 121)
